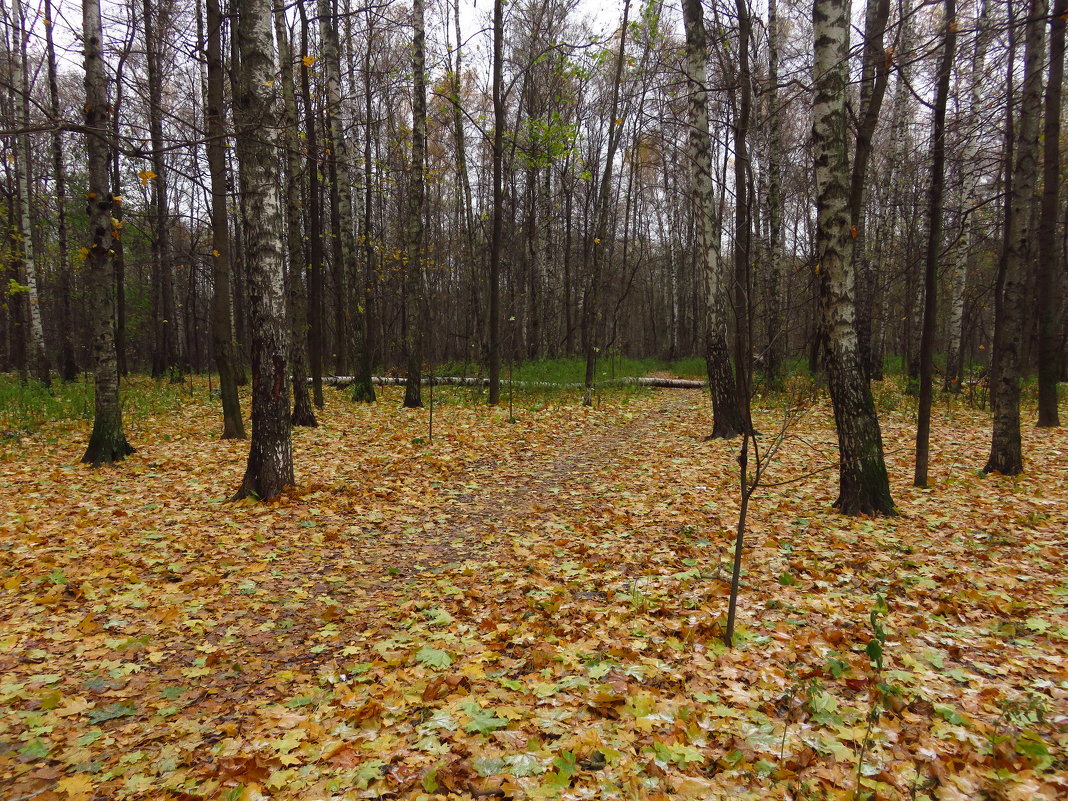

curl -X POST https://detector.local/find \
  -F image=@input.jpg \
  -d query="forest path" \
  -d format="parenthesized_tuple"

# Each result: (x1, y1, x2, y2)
(349, 387, 700, 601)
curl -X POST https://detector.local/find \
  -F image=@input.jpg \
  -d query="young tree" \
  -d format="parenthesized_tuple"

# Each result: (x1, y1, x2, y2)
(232, 0, 294, 500)
(82, 0, 134, 465)
(1036, 0, 1065, 427)
(206, 0, 245, 439)
(6, 0, 50, 386)
(986, 0, 1047, 474)
(945, 0, 990, 392)
(403, 0, 427, 408)
(43, 0, 77, 381)
(143, 0, 180, 379)
(811, 0, 895, 514)
(915, 0, 957, 487)
(274, 5, 316, 427)
(488, 0, 505, 405)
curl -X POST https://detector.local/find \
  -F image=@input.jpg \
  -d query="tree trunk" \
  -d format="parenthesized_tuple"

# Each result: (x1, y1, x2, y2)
(206, 0, 246, 439)
(297, 1, 324, 409)
(357, 14, 378, 404)
(849, 0, 891, 381)
(946, 0, 990, 393)
(1036, 0, 1065, 427)
(683, 0, 745, 436)
(763, 0, 785, 385)
(144, 0, 179, 380)
(44, 0, 77, 381)
(488, 0, 505, 405)
(320, 0, 373, 402)
(232, 0, 294, 501)
(275, 4, 316, 427)
(812, 0, 895, 514)
(915, 0, 957, 487)
(8, 0, 50, 386)
(581, 0, 631, 407)
(403, 0, 427, 408)
(81, 0, 134, 466)
(986, 0, 1046, 474)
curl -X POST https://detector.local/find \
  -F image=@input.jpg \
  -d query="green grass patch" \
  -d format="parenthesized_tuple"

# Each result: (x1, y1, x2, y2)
(0, 374, 196, 436)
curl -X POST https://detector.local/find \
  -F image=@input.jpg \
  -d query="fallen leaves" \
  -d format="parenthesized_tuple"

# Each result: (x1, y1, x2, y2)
(0, 383, 1066, 799)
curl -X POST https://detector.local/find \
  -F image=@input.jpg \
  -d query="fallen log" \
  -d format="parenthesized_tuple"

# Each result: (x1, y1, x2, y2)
(317, 375, 708, 390)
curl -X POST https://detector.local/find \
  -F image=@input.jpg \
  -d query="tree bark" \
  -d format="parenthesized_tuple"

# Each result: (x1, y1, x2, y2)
(1036, 0, 1065, 427)
(43, 0, 76, 381)
(8, 0, 50, 386)
(232, 0, 294, 501)
(683, 0, 745, 436)
(812, 0, 895, 514)
(144, 0, 179, 380)
(945, 0, 990, 392)
(81, 0, 134, 466)
(274, 4, 317, 427)
(319, 0, 373, 402)
(986, 0, 1046, 474)
(297, 1, 324, 409)
(206, 0, 246, 439)
(488, 0, 505, 405)
(403, 0, 427, 408)
(915, 0, 957, 487)
(849, 0, 891, 381)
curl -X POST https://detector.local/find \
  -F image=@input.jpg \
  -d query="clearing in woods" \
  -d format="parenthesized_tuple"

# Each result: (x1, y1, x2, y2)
(0, 381, 1065, 800)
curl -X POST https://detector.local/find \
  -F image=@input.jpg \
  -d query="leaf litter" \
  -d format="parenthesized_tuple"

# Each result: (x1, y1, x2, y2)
(0, 386, 1065, 800)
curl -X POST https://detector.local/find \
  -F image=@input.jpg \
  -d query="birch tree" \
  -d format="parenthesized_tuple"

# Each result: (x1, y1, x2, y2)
(82, 0, 134, 465)
(6, 0, 50, 386)
(811, 0, 895, 514)
(683, 0, 745, 437)
(232, 0, 294, 500)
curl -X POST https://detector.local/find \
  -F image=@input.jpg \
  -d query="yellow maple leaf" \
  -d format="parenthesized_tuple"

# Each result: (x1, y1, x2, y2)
(56, 773, 94, 800)
(137, 169, 157, 186)
(302, 55, 316, 67)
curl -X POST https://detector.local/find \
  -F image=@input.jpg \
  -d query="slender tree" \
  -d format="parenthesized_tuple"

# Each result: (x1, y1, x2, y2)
(206, 0, 246, 438)
(945, 0, 990, 392)
(403, 0, 428, 408)
(7, 0, 50, 386)
(144, 0, 180, 379)
(811, 0, 895, 514)
(488, 0, 505, 405)
(43, 0, 77, 381)
(82, 0, 134, 465)
(232, 0, 294, 500)
(275, 4, 317, 427)
(1036, 0, 1065, 427)
(915, 0, 957, 487)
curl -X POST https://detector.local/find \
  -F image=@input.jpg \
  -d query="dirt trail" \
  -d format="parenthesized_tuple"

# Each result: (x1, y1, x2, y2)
(369, 389, 698, 582)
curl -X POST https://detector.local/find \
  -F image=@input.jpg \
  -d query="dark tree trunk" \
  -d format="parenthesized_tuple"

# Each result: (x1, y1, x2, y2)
(297, 2, 324, 409)
(274, 4, 316, 427)
(144, 0, 179, 380)
(915, 0, 957, 487)
(44, 0, 77, 381)
(987, 0, 1046, 473)
(488, 0, 504, 405)
(403, 0, 427, 409)
(1036, 0, 1065, 427)
(206, 0, 246, 439)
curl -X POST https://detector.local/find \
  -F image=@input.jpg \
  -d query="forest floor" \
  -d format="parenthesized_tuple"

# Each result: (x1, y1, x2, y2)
(0, 379, 1066, 801)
